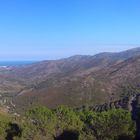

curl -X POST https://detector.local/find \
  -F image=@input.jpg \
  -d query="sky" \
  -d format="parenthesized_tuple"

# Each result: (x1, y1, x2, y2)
(0, 0, 140, 60)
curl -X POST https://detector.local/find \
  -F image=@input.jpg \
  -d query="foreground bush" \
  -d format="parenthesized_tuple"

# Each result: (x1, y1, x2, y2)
(0, 106, 137, 140)
(0, 113, 11, 139)
(81, 109, 136, 140)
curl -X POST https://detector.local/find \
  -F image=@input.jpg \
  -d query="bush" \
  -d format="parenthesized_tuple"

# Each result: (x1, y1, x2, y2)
(82, 109, 136, 140)
(0, 106, 136, 140)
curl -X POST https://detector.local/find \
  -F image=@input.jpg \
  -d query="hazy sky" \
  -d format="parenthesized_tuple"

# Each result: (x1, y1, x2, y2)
(0, 0, 140, 60)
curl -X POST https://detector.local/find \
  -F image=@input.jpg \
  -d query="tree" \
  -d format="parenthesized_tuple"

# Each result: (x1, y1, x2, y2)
(83, 109, 136, 140)
(54, 106, 84, 136)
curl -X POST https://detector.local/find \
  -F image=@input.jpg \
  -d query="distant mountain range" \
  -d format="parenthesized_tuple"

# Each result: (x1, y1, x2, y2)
(0, 47, 140, 112)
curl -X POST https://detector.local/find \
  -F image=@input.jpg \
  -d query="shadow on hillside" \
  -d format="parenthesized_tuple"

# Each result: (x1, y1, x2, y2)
(5, 123, 22, 140)
(55, 130, 79, 140)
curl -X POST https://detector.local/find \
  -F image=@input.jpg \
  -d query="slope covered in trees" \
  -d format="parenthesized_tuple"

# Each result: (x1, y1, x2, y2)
(0, 106, 137, 140)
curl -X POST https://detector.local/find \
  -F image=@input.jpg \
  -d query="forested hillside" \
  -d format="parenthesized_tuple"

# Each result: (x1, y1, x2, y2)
(0, 106, 138, 140)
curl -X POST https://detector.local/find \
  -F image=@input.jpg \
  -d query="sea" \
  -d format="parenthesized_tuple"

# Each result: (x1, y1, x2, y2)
(0, 61, 37, 67)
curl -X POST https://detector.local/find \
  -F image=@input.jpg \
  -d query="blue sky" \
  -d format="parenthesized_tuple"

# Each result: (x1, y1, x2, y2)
(0, 0, 140, 60)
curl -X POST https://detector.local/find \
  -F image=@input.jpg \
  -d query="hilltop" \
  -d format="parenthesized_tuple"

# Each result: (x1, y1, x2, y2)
(0, 47, 140, 111)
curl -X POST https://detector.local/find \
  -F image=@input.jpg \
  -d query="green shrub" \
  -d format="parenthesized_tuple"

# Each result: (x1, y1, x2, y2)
(83, 109, 136, 140)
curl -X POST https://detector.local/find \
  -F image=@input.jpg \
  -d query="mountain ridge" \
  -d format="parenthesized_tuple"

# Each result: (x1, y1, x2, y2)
(0, 47, 140, 111)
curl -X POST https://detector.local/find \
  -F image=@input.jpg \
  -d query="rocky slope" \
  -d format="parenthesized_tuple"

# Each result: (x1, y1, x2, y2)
(0, 47, 140, 111)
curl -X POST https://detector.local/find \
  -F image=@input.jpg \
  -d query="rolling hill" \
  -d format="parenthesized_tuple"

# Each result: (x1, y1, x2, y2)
(0, 47, 140, 111)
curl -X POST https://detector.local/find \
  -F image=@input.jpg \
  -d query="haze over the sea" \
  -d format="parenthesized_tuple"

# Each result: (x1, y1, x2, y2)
(0, 61, 37, 66)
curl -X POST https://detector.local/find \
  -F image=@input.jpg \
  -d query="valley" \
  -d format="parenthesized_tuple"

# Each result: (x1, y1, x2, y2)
(0, 47, 140, 140)
(0, 47, 140, 113)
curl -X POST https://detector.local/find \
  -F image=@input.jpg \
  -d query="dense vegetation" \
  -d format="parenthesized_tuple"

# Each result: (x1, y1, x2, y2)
(0, 106, 137, 140)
